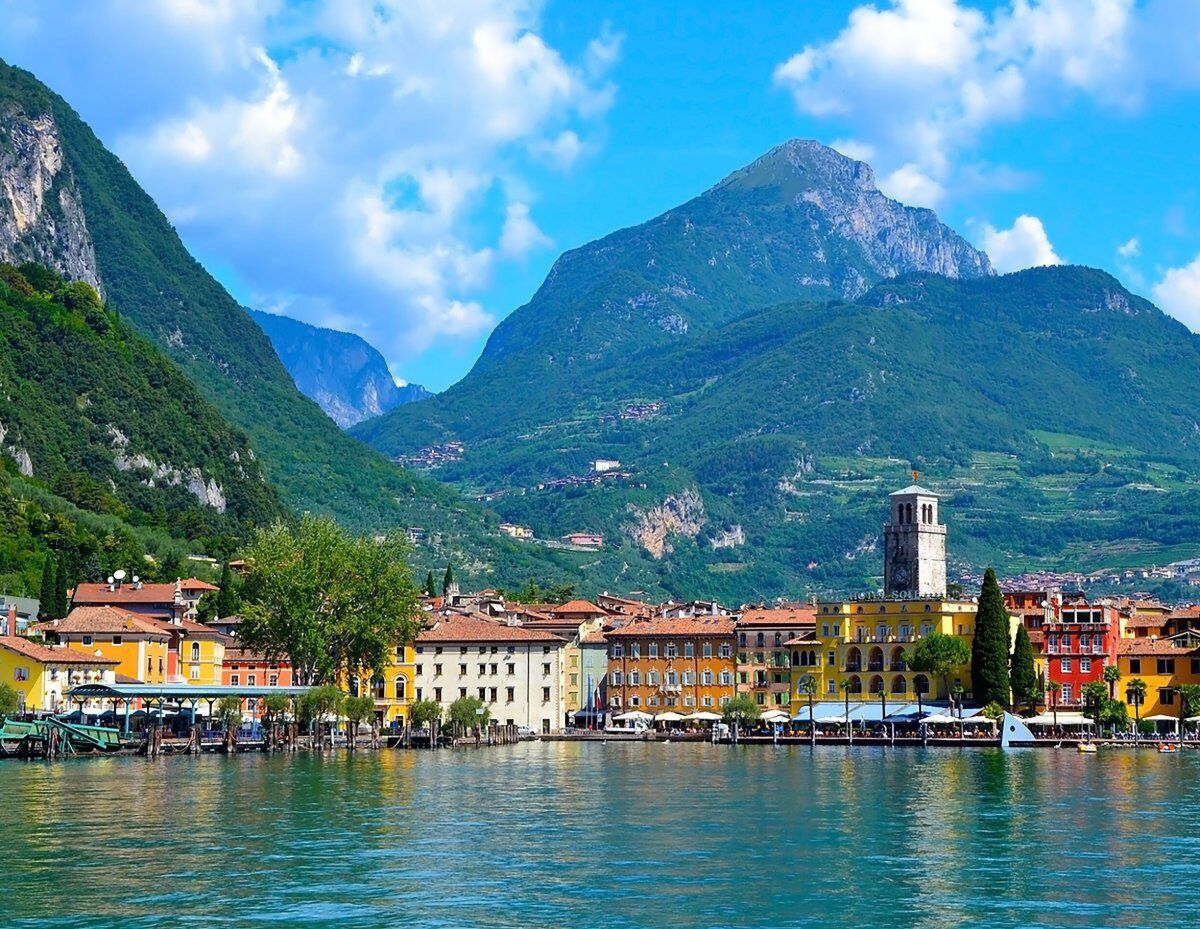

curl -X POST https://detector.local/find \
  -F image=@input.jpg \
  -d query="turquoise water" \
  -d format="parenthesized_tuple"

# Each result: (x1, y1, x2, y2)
(3, 743, 1199, 928)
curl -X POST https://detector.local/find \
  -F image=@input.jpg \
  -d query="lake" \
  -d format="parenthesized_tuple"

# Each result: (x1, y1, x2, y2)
(2, 742, 1198, 928)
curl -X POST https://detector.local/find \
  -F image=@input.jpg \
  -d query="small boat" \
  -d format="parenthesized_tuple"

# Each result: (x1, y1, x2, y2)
(1158, 743, 1178, 754)
(1077, 742, 1097, 754)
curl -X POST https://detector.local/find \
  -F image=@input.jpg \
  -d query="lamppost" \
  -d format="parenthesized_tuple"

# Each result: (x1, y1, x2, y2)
(952, 683, 965, 741)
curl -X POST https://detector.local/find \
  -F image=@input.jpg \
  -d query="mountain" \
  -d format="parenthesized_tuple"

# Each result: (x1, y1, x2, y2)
(0, 262, 285, 592)
(0, 59, 577, 589)
(249, 309, 430, 428)
(354, 143, 1200, 601)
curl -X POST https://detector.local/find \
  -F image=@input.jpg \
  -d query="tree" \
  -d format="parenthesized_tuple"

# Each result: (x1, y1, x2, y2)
(296, 684, 344, 745)
(215, 561, 239, 618)
(410, 698, 442, 729)
(1082, 680, 1108, 735)
(424, 571, 437, 597)
(39, 555, 56, 619)
(54, 552, 69, 618)
(342, 694, 376, 748)
(722, 693, 761, 727)
(1009, 624, 1038, 712)
(239, 515, 422, 685)
(1103, 663, 1121, 700)
(214, 696, 243, 732)
(442, 563, 455, 597)
(1127, 677, 1147, 740)
(909, 632, 971, 701)
(0, 682, 19, 718)
(1176, 683, 1200, 740)
(798, 675, 817, 745)
(980, 701, 1005, 720)
(1099, 698, 1128, 733)
(449, 695, 489, 735)
(262, 693, 290, 747)
(970, 568, 1011, 707)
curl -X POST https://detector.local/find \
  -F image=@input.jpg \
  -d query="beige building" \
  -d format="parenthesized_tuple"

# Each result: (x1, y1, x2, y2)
(414, 614, 566, 734)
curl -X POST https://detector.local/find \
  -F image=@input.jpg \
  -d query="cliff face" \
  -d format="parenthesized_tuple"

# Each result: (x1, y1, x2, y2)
(249, 309, 431, 428)
(0, 104, 102, 295)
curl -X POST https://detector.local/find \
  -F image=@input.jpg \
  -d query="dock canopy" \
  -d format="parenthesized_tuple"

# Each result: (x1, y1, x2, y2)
(68, 683, 314, 701)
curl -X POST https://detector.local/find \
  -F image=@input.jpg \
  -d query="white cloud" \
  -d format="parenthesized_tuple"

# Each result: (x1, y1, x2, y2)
(829, 138, 876, 164)
(977, 215, 1063, 273)
(1153, 256, 1200, 332)
(499, 201, 552, 258)
(879, 164, 946, 209)
(0, 0, 619, 368)
(1117, 237, 1141, 258)
(773, 0, 1168, 203)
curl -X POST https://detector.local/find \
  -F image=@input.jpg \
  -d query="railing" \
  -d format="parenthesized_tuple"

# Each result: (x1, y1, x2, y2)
(844, 663, 862, 672)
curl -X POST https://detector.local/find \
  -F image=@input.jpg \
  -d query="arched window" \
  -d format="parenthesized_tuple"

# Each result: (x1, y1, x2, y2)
(756, 632, 764, 648)
(792, 650, 801, 666)
(395, 677, 407, 700)
(914, 674, 930, 695)
(190, 641, 200, 661)
(739, 633, 747, 647)
(774, 632, 782, 648)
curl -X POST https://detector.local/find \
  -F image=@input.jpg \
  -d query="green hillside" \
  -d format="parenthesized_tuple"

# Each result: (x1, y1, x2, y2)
(0, 59, 578, 589)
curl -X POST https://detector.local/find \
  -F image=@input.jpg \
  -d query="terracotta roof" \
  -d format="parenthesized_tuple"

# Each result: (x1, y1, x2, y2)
(0, 637, 118, 665)
(223, 647, 284, 664)
(1168, 606, 1200, 621)
(580, 631, 609, 645)
(72, 582, 181, 605)
(179, 578, 219, 592)
(552, 599, 604, 615)
(1125, 615, 1167, 629)
(607, 617, 736, 638)
(784, 633, 819, 646)
(51, 607, 171, 638)
(417, 614, 565, 644)
(115, 673, 142, 684)
(1117, 638, 1199, 656)
(737, 607, 817, 628)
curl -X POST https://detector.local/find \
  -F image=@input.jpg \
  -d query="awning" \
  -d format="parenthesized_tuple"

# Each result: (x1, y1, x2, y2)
(760, 710, 790, 722)
(1143, 714, 1182, 723)
(683, 711, 722, 722)
(654, 711, 684, 722)
(613, 710, 652, 721)
(1024, 712, 1091, 727)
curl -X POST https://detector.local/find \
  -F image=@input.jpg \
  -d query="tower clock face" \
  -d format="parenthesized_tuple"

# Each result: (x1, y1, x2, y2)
(892, 564, 911, 588)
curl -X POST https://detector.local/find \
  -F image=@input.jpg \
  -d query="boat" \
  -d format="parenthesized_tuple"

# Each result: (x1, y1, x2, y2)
(1158, 743, 1178, 754)
(1077, 742, 1097, 753)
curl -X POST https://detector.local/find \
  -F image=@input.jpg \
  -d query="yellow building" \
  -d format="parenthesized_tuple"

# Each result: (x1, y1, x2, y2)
(0, 629, 118, 713)
(177, 621, 227, 686)
(37, 606, 170, 683)
(1116, 633, 1200, 722)
(353, 644, 416, 728)
(795, 596, 977, 710)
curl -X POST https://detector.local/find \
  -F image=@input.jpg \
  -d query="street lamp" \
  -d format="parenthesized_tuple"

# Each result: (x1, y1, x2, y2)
(951, 683, 965, 741)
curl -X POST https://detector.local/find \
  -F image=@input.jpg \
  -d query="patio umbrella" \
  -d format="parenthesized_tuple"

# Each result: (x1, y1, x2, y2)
(761, 710, 790, 722)
(684, 711, 722, 722)
(654, 711, 684, 722)
(613, 710, 652, 721)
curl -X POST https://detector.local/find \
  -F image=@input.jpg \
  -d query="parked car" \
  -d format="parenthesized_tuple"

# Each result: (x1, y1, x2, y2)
(516, 725, 537, 737)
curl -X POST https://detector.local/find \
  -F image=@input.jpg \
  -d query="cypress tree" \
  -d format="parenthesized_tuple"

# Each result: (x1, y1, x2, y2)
(215, 562, 238, 618)
(425, 571, 437, 597)
(39, 555, 56, 619)
(54, 553, 70, 618)
(970, 567, 1012, 707)
(442, 564, 455, 596)
(1009, 623, 1037, 711)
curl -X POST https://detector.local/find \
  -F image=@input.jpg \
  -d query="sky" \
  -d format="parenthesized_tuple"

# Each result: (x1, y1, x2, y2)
(2, 0, 1200, 391)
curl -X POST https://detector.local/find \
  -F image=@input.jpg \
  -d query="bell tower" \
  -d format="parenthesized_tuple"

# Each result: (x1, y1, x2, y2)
(883, 475, 947, 597)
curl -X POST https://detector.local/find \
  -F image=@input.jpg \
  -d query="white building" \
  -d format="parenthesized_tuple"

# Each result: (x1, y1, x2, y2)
(414, 614, 566, 734)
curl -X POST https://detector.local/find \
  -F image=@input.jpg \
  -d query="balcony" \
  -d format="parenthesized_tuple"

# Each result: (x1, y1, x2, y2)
(844, 662, 862, 673)
(867, 662, 884, 673)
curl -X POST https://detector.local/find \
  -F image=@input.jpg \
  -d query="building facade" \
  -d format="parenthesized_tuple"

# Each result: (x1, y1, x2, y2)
(414, 615, 565, 733)
(606, 618, 736, 713)
(736, 606, 816, 710)
(1, 611, 118, 713)
(883, 483, 947, 597)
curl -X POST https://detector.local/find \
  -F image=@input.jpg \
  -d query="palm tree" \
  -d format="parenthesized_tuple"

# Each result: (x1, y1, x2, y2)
(1047, 681, 1062, 736)
(1127, 678, 1147, 744)
(841, 678, 853, 744)
(799, 675, 817, 745)
(1103, 663, 1121, 701)
(878, 687, 888, 740)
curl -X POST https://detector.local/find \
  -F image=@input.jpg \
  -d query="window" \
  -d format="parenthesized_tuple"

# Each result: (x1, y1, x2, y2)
(543, 646, 551, 655)
(1060, 657, 1072, 673)
(1061, 635, 1071, 652)
(1160, 687, 1176, 706)
(756, 632, 765, 648)
(507, 663, 515, 675)
(822, 624, 829, 637)
(247, 674, 257, 686)
(703, 643, 712, 658)
(648, 643, 659, 658)
(269, 675, 278, 687)
(190, 642, 201, 661)
(459, 663, 467, 676)
(13, 667, 28, 682)
(665, 643, 678, 659)
(434, 664, 443, 677)
(719, 644, 732, 659)
(828, 651, 835, 667)
(416, 664, 423, 676)
(1048, 634, 1058, 651)
(612, 671, 624, 686)
(395, 677, 406, 700)
(478, 687, 487, 700)
(542, 687, 551, 702)
(702, 670, 713, 685)
(832, 625, 841, 637)
(610, 695, 622, 708)
(755, 692, 765, 705)
(189, 666, 200, 681)
(666, 670, 679, 687)
(112, 636, 123, 646)
(648, 671, 660, 686)
(684, 642, 694, 658)
(506, 687, 515, 702)
(434, 687, 443, 702)
(490, 664, 498, 675)
(629, 670, 640, 686)
(542, 662, 551, 676)
(827, 679, 836, 695)
(1060, 684, 1072, 704)
(479, 664, 486, 676)
(631, 644, 640, 660)
(435, 647, 443, 655)
(1158, 659, 1176, 675)
(1129, 658, 1141, 674)
(612, 644, 624, 659)
(1192, 659, 1200, 676)
(459, 688, 467, 699)
(682, 670, 695, 686)
(147, 657, 153, 675)
(82, 635, 93, 647)
(1080, 658, 1091, 674)
(629, 696, 640, 707)
(739, 633, 747, 647)
(490, 688, 498, 702)
(718, 671, 732, 686)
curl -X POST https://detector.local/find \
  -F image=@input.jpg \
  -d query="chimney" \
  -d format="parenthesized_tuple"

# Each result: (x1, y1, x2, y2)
(6, 604, 16, 639)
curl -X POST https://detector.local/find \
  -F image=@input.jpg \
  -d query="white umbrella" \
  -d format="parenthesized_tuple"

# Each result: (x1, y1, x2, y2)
(920, 713, 961, 725)
(684, 711, 722, 722)
(761, 710, 790, 721)
(613, 710, 652, 721)
(654, 711, 684, 722)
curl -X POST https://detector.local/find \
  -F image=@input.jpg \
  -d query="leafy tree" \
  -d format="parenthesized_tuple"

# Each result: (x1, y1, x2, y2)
(262, 693, 291, 742)
(410, 698, 442, 729)
(442, 563, 455, 597)
(970, 568, 1011, 707)
(239, 515, 422, 685)
(39, 554, 56, 619)
(1009, 624, 1038, 712)
(722, 693, 761, 729)
(980, 701, 1006, 720)
(1099, 697, 1128, 732)
(909, 632, 970, 700)
(214, 696, 243, 731)
(214, 561, 239, 618)
(1103, 663, 1121, 700)
(342, 694, 377, 747)
(449, 695, 489, 734)
(1127, 677, 1147, 736)
(0, 682, 20, 717)
(1177, 683, 1200, 737)
(1082, 680, 1108, 732)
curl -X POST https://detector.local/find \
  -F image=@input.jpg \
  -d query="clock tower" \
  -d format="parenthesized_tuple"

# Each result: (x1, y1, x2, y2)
(883, 477, 947, 597)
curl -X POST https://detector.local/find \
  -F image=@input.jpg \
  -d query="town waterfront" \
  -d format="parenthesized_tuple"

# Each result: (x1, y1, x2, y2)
(4, 744, 1200, 928)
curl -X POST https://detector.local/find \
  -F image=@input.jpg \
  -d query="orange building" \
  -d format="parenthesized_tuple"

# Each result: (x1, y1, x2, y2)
(35, 606, 171, 684)
(735, 605, 816, 710)
(221, 647, 293, 689)
(606, 617, 736, 713)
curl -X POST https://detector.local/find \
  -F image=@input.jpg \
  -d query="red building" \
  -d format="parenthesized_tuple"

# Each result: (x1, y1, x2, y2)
(1010, 591, 1121, 707)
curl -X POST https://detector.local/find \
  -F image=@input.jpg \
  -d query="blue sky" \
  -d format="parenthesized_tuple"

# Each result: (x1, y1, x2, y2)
(2, 0, 1199, 391)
